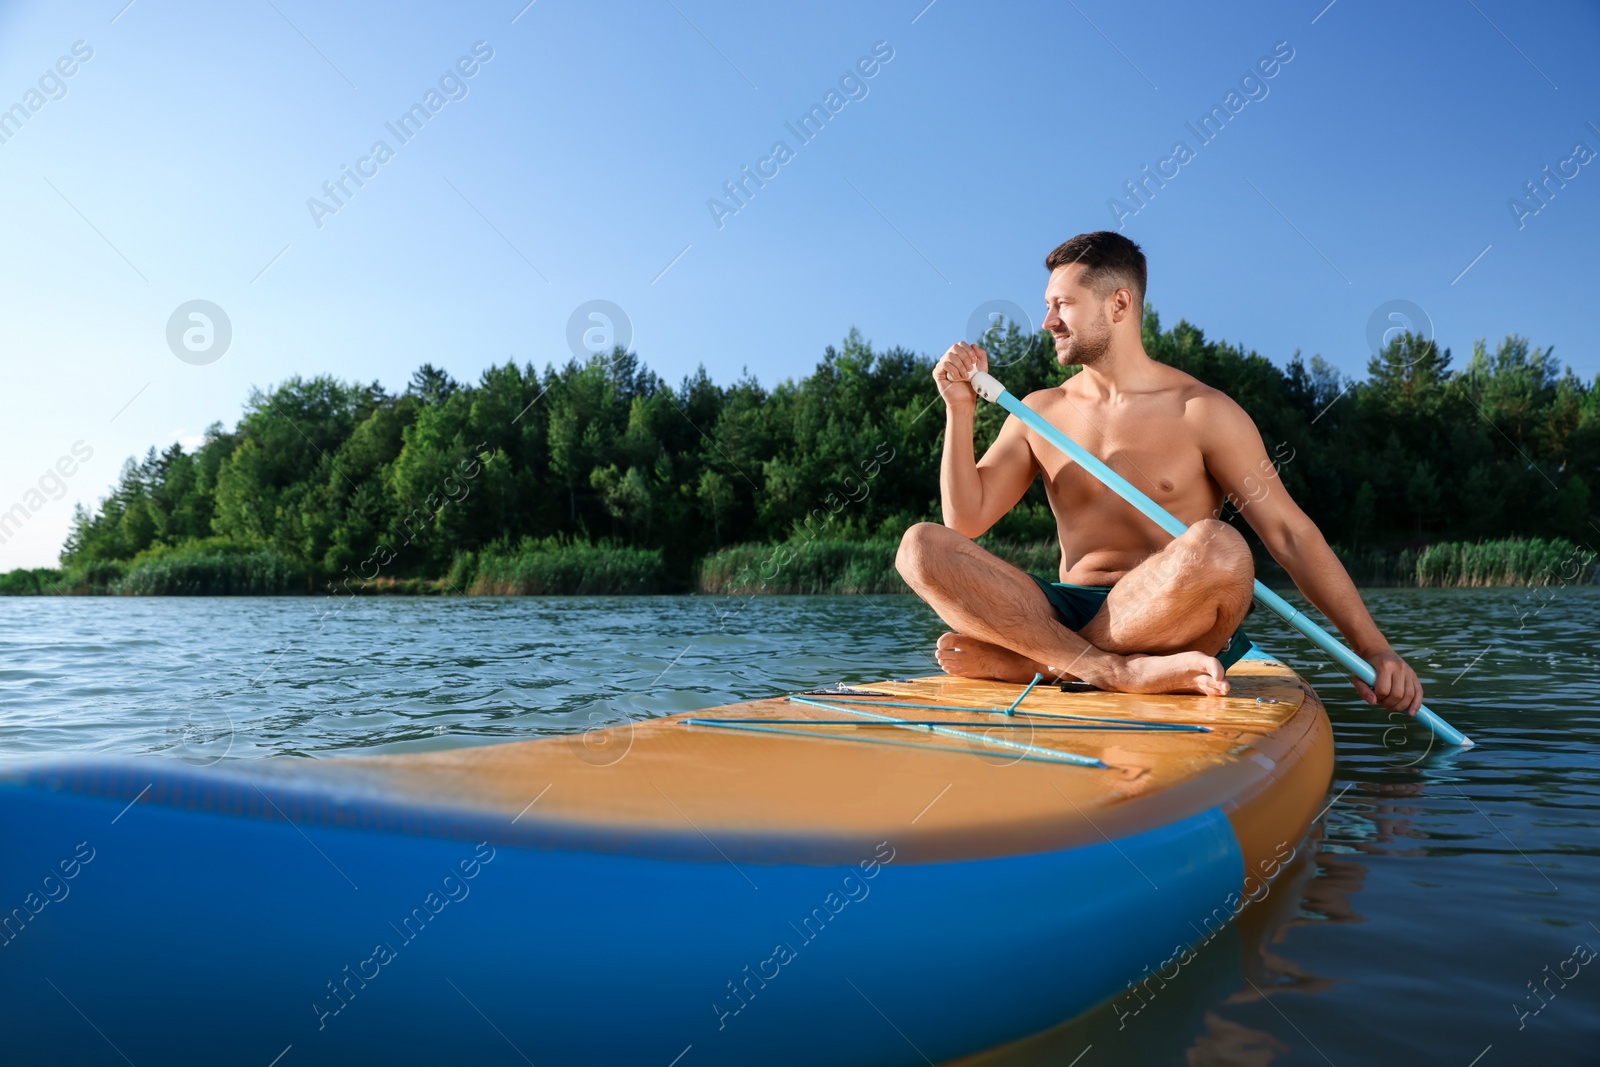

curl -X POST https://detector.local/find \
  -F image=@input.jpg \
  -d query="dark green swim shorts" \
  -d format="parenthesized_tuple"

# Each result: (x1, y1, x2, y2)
(1026, 574, 1254, 671)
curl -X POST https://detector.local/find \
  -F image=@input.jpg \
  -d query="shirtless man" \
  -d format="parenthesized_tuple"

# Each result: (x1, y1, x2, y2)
(895, 231, 1423, 712)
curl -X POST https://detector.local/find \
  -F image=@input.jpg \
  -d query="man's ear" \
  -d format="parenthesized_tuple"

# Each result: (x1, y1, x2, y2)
(1110, 287, 1134, 322)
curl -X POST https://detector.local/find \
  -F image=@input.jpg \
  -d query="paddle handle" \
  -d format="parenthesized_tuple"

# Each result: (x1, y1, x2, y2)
(966, 370, 1474, 749)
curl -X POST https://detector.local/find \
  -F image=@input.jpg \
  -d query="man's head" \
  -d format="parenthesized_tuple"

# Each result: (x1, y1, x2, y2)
(1042, 232, 1146, 367)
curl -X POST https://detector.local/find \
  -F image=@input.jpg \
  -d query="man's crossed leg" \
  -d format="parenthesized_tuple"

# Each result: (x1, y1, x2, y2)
(895, 519, 1255, 696)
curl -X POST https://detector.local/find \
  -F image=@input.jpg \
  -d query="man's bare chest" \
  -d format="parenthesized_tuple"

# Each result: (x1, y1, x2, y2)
(1026, 403, 1213, 513)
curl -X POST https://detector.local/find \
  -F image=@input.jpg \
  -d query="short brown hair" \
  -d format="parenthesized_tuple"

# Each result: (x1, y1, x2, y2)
(1044, 231, 1147, 308)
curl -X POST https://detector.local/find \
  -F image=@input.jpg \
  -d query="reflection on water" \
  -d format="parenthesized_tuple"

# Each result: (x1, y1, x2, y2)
(1, 587, 1598, 1063)
(951, 842, 1334, 1067)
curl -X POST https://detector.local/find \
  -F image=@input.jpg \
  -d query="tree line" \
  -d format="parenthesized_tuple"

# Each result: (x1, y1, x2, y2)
(36, 308, 1598, 592)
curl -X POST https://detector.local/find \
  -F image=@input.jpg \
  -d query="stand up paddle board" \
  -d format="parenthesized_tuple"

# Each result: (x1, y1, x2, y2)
(0, 646, 1330, 1066)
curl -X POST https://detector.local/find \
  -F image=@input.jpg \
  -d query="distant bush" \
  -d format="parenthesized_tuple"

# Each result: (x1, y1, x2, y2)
(983, 538, 1062, 577)
(1302, 538, 1596, 587)
(1412, 537, 1594, 587)
(57, 561, 128, 594)
(697, 539, 902, 594)
(696, 537, 1060, 594)
(0, 567, 64, 596)
(445, 549, 478, 592)
(0, 540, 303, 596)
(9, 531, 1589, 596)
(467, 537, 667, 595)
(110, 543, 304, 595)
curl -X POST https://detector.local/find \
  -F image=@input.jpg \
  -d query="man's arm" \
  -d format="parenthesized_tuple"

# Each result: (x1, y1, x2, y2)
(935, 342, 1036, 538)
(1198, 393, 1423, 714)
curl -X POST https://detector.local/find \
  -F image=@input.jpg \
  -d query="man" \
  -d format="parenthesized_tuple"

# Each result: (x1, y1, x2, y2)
(895, 231, 1423, 712)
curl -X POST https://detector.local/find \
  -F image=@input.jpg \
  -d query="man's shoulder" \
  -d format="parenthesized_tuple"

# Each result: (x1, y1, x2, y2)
(1019, 383, 1066, 406)
(1162, 367, 1243, 417)
(1167, 374, 1262, 454)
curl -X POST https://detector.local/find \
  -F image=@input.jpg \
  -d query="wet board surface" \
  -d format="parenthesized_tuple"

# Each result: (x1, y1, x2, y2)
(300, 650, 1334, 872)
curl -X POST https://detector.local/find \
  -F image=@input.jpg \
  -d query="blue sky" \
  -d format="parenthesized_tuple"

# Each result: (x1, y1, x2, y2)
(1, 0, 1597, 567)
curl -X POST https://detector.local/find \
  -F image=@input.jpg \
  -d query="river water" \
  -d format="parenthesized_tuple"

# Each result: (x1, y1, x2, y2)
(1, 588, 1596, 1064)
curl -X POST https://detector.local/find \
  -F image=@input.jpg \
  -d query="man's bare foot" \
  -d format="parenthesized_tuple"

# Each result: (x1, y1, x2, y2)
(1115, 651, 1230, 697)
(934, 632, 1051, 684)
(934, 633, 1228, 697)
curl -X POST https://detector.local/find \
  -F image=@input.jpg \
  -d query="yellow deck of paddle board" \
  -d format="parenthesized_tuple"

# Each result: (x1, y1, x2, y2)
(301, 655, 1332, 872)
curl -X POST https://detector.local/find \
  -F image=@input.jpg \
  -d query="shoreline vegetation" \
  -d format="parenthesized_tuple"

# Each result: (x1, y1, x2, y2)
(2, 307, 1596, 597)
(0, 536, 1591, 597)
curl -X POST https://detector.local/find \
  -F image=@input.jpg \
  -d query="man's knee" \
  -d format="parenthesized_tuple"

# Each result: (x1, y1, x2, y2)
(1182, 519, 1253, 581)
(896, 522, 959, 584)
(1183, 520, 1254, 624)
(1157, 520, 1252, 621)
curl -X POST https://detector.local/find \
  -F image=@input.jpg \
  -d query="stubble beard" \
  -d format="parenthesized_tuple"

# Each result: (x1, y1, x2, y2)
(1054, 313, 1113, 368)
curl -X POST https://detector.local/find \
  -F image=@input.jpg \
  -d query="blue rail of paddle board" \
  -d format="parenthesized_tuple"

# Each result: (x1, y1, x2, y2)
(0, 766, 1244, 1067)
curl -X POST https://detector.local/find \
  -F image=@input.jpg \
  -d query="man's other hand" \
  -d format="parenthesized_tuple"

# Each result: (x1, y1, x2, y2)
(1352, 648, 1423, 715)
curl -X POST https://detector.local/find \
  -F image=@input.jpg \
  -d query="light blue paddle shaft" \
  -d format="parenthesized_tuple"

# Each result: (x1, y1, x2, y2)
(966, 370, 1474, 749)
(789, 696, 1108, 767)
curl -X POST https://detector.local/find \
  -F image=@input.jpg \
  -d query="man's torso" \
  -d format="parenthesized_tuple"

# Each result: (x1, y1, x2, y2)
(1024, 369, 1226, 584)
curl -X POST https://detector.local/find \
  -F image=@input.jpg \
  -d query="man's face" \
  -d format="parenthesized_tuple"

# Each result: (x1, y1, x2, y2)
(1042, 264, 1116, 368)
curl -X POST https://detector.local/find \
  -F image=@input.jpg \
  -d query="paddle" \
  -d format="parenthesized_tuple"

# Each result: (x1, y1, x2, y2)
(964, 368, 1475, 749)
